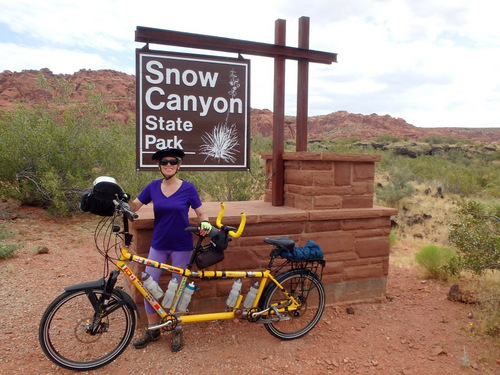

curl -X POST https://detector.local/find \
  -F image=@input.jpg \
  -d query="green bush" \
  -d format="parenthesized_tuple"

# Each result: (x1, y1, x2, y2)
(183, 150, 266, 202)
(421, 135, 460, 145)
(0, 225, 20, 259)
(414, 244, 457, 280)
(404, 151, 499, 198)
(449, 200, 500, 274)
(0, 75, 137, 215)
(373, 133, 402, 143)
(0, 244, 19, 259)
(1, 72, 498, 215)
(389, 231, 397, 247)
(375, 166, 415, 205)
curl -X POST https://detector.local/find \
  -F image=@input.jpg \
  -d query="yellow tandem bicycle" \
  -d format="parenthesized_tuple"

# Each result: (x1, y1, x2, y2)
(39, 187, 325, 371)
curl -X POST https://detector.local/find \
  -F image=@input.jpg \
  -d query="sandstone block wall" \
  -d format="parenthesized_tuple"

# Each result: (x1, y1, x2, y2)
(128, 152, 397, 318)
(263, 152, 380, 210)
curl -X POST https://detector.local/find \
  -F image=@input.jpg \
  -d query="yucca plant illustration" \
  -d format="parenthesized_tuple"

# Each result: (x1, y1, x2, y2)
(200, 68, 241, 163)
(200, 122, 239, 163)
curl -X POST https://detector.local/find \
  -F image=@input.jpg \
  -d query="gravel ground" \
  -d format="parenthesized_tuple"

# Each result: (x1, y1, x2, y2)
(1, 205, 499, 374)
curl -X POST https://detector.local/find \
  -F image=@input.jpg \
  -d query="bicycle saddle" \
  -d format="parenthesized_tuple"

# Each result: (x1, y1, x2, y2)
(264, 236, 295, 251)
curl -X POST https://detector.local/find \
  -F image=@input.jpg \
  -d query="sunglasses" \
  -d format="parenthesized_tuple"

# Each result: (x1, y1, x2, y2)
(159, 159, 180, 166)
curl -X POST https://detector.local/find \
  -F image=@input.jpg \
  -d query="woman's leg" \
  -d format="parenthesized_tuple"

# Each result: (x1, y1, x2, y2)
(133, 248, 170, 349)
(143, 247, 170, 317)
(169, 250, 192, 352)
(170, 250, 192, 282)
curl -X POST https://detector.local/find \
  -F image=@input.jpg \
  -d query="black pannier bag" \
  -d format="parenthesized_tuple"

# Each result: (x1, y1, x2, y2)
(80, 176, 124, 216)
(195, 229, 231, 269)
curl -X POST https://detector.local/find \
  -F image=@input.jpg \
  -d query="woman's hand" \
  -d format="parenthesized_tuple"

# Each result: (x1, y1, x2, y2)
(199, 220, 212, 236)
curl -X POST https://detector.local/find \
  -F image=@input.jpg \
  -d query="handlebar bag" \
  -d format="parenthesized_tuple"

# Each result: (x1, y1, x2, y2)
(80, 177, 124, 216)
(195, 230, 231, 269)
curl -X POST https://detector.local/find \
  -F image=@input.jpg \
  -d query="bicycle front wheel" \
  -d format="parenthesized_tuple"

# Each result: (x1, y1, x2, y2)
(260, 268, 325, 340)
(39, 288, 136, 371)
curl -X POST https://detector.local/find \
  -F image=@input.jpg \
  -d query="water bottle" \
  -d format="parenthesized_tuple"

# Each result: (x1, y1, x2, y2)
(226, 279, 242, 308)
(141, 272, 163, 300)
(243, 281, 259, 309)
(161, 278, 179, 309)
(177, 282, 196, 312)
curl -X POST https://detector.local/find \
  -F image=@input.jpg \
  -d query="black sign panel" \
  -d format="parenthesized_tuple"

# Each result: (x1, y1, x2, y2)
(136, 49, 250, 170)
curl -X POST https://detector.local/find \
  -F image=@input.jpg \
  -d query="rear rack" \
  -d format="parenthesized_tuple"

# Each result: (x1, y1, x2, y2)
(273, 258, 325, 280)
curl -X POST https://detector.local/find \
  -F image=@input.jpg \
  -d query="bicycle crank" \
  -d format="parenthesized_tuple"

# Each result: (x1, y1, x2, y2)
(150, 314, 178, 332)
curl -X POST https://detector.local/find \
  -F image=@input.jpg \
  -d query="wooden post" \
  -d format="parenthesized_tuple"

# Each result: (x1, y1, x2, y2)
(272, 19, 286, 206)
(296, 16, 310, 152)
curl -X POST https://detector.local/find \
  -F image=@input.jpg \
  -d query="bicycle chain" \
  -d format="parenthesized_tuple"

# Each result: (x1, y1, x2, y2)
(160, 314, 178, 332)
(246, 307, 261, 323)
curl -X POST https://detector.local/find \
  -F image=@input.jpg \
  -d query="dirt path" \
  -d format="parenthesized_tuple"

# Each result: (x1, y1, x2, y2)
(1, 206, 499, 374)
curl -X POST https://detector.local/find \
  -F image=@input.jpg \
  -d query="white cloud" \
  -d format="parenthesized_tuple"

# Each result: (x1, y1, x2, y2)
(0, 42, 109, 73)
(0, 0, 499, 127)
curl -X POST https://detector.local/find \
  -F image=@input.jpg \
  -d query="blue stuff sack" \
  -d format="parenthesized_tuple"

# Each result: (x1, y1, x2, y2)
(280, 240, 324, 261)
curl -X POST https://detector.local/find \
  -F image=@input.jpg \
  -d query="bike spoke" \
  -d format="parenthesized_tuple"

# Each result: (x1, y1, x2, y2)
(39, 289, 134, 371)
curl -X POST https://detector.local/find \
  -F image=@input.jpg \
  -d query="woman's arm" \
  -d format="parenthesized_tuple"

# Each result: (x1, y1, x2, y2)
(128, 198, 144, 213)
(194, 204, 209, 223)
(194, 204, 211, 235)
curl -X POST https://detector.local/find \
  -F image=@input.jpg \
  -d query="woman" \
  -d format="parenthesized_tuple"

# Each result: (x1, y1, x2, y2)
(128, 147, 212, 351)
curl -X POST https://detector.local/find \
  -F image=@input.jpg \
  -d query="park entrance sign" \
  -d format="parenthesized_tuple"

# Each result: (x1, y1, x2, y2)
(136, 49, 250, 171)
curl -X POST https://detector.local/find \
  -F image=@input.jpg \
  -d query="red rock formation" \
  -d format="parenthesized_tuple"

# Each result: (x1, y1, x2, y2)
(1, 69, 498, 143)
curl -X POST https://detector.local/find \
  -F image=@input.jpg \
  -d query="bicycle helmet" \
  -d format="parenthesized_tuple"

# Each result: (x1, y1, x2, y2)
(152, 147, 185, 161)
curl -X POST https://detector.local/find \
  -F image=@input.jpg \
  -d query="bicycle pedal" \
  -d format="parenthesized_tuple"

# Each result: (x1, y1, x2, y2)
(260, 316, 290, 324)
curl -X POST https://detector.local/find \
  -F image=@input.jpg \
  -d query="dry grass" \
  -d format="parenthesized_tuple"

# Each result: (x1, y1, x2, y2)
(462, 272, 500, 337)
(385, 182, 461, 269)
(386, 186, 500, 337)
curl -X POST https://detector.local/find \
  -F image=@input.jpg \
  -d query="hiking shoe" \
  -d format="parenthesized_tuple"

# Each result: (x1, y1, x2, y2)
(132, 329, 161, 349)
(171, 327, 183, 352)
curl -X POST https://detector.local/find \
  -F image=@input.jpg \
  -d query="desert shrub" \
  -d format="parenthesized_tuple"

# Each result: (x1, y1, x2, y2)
(421, 135, 460, 145)
(375, 166, 415, 205)
(0, 225, 10, 241)
(408, 155, 444, 183)
(251, 134, 272, 154)
(407, 152, 499, 198)
(374, 133, 402, 143)
(448, 200, 500, 274)
(0, 225, 20, 259)
(389, 231, 397, 247)
(0, 244, 19, 259)
(414, 244, 457, 280)
(183, 150, 266, 202)
(0, 75, 136, 215)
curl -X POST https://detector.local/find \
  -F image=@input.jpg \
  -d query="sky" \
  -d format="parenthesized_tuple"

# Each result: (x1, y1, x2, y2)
(0, 0, 499, 128)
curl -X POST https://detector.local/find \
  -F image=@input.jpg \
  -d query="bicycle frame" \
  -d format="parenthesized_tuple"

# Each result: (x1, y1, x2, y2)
(115, 203, 301, 330)
(117, 247, 301, 328)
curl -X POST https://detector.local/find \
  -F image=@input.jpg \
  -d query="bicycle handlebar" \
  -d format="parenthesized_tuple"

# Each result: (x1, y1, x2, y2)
(216, 202, 246, 238)
(113, 199, 138, 222)
(113, 200, 245, 236)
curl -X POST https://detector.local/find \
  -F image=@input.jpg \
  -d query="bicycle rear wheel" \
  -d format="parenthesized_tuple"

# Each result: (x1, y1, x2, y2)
(260, 268, 325, 340)
(39, 288, 135, 371)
